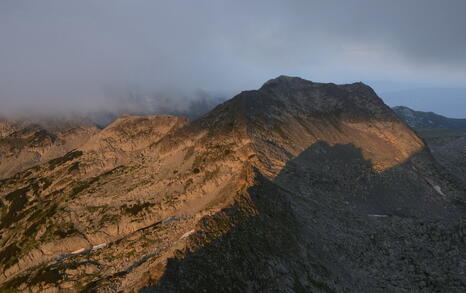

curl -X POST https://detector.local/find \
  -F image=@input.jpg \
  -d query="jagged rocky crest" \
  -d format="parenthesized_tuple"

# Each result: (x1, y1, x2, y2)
(0, 76, 465, 292)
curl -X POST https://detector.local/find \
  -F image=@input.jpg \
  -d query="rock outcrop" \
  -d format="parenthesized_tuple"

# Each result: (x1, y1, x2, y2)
(0, 118, 100, 179)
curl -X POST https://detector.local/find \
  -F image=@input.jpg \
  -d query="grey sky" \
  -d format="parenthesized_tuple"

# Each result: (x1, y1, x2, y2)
(1, 0, 465, 117)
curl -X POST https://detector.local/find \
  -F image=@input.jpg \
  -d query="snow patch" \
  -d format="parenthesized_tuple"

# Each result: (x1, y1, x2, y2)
(71, 248, 85, 254)
(180, 229, 195, 239)
(434, 185, 446, 196)
(92, 243, 106, 251)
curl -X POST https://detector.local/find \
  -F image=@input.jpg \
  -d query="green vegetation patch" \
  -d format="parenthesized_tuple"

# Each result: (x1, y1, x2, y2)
(192, 144, 233, 170)
(68, 162, 80, 173)
(29, 266, 62, 286)
(99, 165, 127, 177)
(0, 243, 21, 269)
(25, 203, 58, 242)
(121, 202, 154, 216)
(99, 213, 120, 225)
(53, 222, 80, 238)
(39, 177, 53, 190)
(1, 186, 29, 228)
(48, 150, 83, 170)
(0, 274, 29, 292)
(69, 177, 99, 199)
(69, 166, 128, 199)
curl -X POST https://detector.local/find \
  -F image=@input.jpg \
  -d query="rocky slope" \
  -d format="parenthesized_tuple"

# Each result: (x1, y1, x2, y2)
(0, 118, 100, 179)
(393, 106, 466, 184)
(423, 135, 466, 184)
(0, 76, 465, 292)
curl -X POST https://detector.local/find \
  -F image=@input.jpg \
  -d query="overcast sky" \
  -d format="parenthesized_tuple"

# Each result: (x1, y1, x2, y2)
(1, 0, 465, 117)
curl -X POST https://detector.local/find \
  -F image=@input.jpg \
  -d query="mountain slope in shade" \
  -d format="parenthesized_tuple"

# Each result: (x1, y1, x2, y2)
(393, 105, 466, 130)
(393, 106, 466, 184)
(0, 76, 465, 292)
(423, 135, 466, 184)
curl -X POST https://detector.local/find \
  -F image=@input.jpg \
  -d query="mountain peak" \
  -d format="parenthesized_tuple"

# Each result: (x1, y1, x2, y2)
(260, 75, 371, 92)
(260, 75, 312, 89)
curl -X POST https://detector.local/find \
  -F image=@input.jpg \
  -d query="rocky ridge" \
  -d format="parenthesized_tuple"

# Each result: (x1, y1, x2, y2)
(0, 118, 100, 179)
(0, 76, 465, 292)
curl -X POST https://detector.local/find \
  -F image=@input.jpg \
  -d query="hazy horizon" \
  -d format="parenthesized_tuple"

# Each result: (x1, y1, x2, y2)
(1, 1, 465, 117)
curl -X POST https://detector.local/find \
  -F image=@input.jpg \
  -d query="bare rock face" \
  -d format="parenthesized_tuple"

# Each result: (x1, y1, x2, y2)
(79, 115, 190, 175)
(0, 118, 100, 179)
(0, 76, 465, 292)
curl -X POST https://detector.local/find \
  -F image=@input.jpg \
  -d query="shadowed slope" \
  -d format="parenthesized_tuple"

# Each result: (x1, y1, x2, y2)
(147, 142, 465, 292)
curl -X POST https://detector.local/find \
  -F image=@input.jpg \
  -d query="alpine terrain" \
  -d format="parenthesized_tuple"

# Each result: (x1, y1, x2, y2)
(393, 106, 466, 184)
(0, 76, 465, 292)
(393, 106, 466, 131)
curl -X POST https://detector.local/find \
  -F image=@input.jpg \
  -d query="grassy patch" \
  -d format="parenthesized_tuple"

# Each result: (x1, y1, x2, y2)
(0, 243, 21, 269)
(29, 266, 62, 286)
(100, 165, 127, 177)
(68, 162, 80, 173)
(0, 274, 29, 292)
(1, 187, 29, 229)
(53, 222, 80, 238)
(192, 144, 233, 171)
(40, 177, 53, 190)
(48, 150, 83, 170)
(69, 177, 99, 199)
(69, 166, 128, 199)
(121, 202, 154, 216)
(86, 205, 105, 213)
(99, 213, 120, 225)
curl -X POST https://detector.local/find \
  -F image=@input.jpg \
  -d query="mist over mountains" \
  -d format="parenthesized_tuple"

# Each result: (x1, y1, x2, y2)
(1, 1, 466, 292)
(1, 1, 466, 117)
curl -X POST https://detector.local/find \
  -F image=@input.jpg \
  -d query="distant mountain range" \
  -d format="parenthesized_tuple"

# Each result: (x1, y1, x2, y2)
(393, 106, 466, 130)
(392, 105, 466, 185)
(382, 87, 466, 119)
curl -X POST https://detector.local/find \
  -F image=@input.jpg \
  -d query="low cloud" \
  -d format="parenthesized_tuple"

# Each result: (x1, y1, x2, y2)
(1, 0, 465, 117)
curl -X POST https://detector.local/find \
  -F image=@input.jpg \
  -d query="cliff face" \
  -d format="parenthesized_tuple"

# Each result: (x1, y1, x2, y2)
(0, 76, 464, 292)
